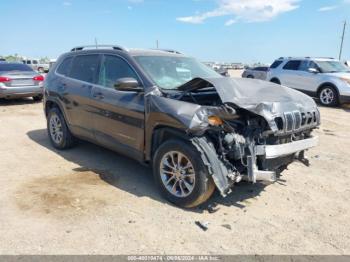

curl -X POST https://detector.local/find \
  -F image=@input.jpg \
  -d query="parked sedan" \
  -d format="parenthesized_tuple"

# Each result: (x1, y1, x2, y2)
(0, 63, 44, 101)
(242, 66, 269, 80)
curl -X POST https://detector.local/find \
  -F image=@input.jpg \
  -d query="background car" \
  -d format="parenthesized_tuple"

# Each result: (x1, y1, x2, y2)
(0, 63, 44, 101)
(242, 66, 269, 80)
(267, 57, 350, 106)
(22, 59, 50, 73)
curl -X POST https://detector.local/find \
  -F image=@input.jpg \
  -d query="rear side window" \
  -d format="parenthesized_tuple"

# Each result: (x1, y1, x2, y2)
(69, 55, 100, 83)
(57, 57, 73, 76)
(270, 60, 283, 69)
(283, 60, 302, 70)
(254, 67, 268, 72)
(98, 55, 139, 88)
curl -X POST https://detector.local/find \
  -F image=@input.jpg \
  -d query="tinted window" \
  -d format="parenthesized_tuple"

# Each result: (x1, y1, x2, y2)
(98, 55, 139, 88)
(33, 60, 38, 65)
(0, 63, 33, 72)
(57, 57, 73, 76)
(254, 67, 268, 72)
(270, 60, 283, 69)
(26, 60, 32, 64)
(69, 55, 100, 83)
(283, 60, 302, 70)
(299, 61, 309, 71)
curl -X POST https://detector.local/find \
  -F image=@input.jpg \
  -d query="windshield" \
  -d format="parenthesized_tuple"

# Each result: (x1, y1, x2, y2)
(316, 61, 350, 73)
(134, 56, 221, 90)
(0, 64, 33, 72)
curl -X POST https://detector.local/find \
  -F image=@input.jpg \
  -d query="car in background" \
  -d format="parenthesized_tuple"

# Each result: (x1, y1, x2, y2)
(214, 65, 229, 77)
(0, 58, 6, 62)
(23, 59, 49, 73)
(0, 63, 44, 101)
(267, 57, 350, 106)
(242, 66, 269, 80)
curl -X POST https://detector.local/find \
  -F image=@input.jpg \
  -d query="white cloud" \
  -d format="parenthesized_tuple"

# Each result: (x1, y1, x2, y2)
(225, 19, 236, 26)
(177, 0, 300, 25)
(63, 1, 72, 7)
(318, 5, 338, 12)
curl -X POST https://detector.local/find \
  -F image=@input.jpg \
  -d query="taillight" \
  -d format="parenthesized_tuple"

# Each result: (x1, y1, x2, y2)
(33, 75, 44, 81)
(0, 76, 11, 82)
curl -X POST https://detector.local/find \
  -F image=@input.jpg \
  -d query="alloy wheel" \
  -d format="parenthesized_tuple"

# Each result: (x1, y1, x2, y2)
(49, 113, 64, 145)
(160, 151, 196, 198)
(320, 87, 335, 105)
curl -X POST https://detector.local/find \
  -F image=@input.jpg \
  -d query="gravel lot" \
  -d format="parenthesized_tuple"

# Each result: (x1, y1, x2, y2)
(0, 98, 349, 255)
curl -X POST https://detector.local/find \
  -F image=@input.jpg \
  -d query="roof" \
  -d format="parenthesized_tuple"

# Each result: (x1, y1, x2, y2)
(69, 45, 185, 57)
(276, 57, 337, 61)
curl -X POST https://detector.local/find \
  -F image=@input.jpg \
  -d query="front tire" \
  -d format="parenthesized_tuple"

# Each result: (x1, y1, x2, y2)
(47, 107, 76, 149)
(318, 86, 339, 107)
(153, 139, 215, 208)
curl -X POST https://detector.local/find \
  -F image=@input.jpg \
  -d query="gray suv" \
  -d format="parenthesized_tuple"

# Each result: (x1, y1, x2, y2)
(44, 45, 320, 208)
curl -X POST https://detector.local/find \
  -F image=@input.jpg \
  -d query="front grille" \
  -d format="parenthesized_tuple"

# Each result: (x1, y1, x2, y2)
(275, 110, 319, 133)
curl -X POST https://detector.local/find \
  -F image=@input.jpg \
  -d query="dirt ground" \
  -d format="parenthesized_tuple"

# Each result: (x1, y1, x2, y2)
(0, 98, 349, 255)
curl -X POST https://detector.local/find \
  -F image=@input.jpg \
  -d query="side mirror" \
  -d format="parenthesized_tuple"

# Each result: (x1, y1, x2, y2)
(114, 78, 143, 92)
(308, 68, 319, 74)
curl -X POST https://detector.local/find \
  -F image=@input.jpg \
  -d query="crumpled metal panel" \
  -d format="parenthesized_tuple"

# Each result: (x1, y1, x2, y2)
(177, 77, 319, 132)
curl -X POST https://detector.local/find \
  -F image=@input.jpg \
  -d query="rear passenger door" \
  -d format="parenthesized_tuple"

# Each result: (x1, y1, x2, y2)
(58, 54, 101, 140)
(91, 54, 145, 161)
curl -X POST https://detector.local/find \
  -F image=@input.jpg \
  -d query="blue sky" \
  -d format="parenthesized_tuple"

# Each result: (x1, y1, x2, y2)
(0, 0, 349, 63)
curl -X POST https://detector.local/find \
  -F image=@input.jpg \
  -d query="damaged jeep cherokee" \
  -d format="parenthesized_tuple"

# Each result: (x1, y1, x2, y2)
(44, 45, 320, 208)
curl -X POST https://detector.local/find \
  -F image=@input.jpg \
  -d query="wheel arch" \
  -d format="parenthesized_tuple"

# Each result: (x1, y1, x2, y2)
(149, 126, 190, 161)
(270, 77, 281, 84)
(317, 82, 339, 96)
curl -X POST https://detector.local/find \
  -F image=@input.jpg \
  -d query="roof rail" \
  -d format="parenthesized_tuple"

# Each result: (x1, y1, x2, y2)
(70, 45, 127, 52)
(153, 49, 182, 55)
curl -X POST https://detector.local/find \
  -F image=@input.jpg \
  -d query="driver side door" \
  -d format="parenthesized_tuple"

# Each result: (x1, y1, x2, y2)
(91, 54, 145, 161)
(295, 60, 320, 94)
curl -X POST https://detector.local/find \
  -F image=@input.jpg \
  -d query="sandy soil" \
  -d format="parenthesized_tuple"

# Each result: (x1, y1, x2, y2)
(0, 98, 349, 255)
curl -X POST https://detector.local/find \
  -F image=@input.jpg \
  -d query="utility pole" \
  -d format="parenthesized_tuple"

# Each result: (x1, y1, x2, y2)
(339, 21, 346, 60)
(156, 40, 159, 49)
(95, 37, 98, 49)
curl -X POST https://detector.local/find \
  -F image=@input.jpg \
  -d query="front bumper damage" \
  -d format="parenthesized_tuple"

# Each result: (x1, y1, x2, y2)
(192, 135, 319, 196)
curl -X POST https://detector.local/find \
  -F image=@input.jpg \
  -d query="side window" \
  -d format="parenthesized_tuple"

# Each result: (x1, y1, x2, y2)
(283, 60, 301, 70)
(57, 57, 73, 76)
(299, 60, 309, 71)
(309, 61, 320, 71)
(69, 55, 100, 83)
(270, 60, 283, 69)
(98, 55, 139, 88)
(33, 60, 38, 65)
(27, 60, 32, 65)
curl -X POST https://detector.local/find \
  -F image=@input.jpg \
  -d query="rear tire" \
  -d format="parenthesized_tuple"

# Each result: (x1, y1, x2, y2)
(318, 86, 339, 107)
(153, 139, 215, 208)
(47, 107, 76, 149)
(270, 78, 281, 85)
(33, 95, 43, 102)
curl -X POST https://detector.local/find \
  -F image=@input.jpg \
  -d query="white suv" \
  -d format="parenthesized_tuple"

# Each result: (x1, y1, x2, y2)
(267, 57, 350, 106)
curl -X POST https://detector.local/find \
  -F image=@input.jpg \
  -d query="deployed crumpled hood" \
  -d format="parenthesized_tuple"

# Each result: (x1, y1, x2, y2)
(178, 77, 318, 125)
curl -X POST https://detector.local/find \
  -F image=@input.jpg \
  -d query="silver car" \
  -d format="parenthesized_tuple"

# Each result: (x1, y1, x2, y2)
(242, 66, 269, 80)
(0, 63, 44, 101)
